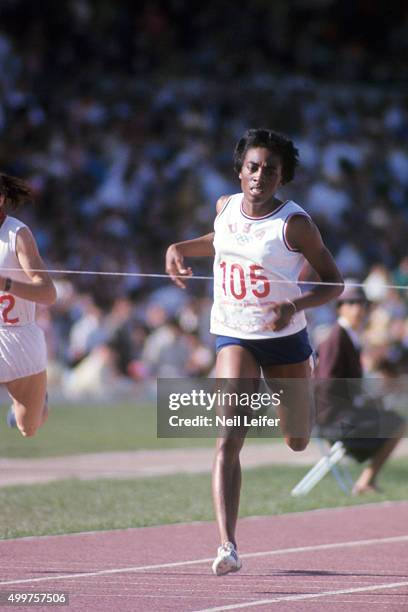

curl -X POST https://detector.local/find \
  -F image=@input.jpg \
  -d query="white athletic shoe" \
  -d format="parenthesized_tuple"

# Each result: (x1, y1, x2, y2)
(212, 541, 242, 576)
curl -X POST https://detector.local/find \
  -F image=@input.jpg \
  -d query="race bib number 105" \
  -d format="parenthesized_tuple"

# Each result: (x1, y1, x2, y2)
(219, 261, 270, 300)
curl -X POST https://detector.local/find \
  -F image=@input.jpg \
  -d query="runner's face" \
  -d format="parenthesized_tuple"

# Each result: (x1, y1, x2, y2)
(239, 148, 283, 203)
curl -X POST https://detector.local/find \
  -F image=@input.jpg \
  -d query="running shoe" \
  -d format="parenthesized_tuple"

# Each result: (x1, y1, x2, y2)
(212, 541, 242, 576)
(6, 406, 17, 428)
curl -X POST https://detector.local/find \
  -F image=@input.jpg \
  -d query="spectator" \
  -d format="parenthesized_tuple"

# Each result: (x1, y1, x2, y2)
(315, 282, 406, 495)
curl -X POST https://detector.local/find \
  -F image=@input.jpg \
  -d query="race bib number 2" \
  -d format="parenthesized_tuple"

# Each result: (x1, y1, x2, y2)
(0, 294, 20, 324)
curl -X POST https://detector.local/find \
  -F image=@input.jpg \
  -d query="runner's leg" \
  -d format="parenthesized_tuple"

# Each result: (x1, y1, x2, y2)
(263, 359, 313, 452)
(213, 345, 261, 547)
(6, 370, 48, 437)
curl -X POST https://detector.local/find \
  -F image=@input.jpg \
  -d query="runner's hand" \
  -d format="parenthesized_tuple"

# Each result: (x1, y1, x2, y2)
(264, 301, 296, 332)
(165, 245, 193, 289)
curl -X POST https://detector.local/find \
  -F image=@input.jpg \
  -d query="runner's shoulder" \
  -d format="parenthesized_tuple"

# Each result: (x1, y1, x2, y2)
(216, 195, 232, 215)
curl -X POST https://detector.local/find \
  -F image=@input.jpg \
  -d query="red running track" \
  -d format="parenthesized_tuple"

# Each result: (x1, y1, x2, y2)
(0, 501, 407, 611)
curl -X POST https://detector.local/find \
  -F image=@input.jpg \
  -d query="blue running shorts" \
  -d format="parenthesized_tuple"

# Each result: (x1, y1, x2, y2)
(215, 328, 313, 367)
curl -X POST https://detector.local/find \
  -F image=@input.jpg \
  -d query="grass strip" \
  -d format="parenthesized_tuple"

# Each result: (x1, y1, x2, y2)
(1, 459, 407, 539)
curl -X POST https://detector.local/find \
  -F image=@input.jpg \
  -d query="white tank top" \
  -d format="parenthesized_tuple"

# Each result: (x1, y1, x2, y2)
(210, 194, 309, 339)
(0, 216, 36, 327)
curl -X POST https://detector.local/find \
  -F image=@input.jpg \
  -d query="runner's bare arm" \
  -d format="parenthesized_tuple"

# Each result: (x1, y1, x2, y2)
(286, 215, 344, 311)
(267, 216, 343, 332)
(0, 227, 57, 305)
(165, 195, 230, 289)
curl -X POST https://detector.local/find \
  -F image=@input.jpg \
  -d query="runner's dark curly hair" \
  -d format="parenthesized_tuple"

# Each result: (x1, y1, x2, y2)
(0, 173, 33, 210)
(233, 129, 299, 184)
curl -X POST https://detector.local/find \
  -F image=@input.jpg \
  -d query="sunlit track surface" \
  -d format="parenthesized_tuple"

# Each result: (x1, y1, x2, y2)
(1, 502, 407, 611)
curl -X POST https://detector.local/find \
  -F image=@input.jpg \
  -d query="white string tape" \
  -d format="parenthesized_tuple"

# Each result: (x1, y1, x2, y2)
(0, 267, 406, 291)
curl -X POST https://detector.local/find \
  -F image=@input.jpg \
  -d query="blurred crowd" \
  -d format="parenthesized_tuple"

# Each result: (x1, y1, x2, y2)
(1, 0, 408, 400)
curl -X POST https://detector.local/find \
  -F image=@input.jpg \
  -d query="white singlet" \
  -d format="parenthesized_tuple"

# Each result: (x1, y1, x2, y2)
(0, 216, 36, 327)
(0, 215, 46, 382)
(210, 194, 309, 339)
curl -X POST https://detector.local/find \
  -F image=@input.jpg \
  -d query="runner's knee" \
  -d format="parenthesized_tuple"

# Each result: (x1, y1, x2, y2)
(286, 436, 309, 452)
(17, 417, 40, 438)
(19, 425, 38, 437)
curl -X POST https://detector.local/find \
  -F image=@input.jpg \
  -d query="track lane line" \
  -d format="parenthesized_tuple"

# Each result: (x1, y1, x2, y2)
(0, 534, 407, 587)
(194, 580, 408, 611)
